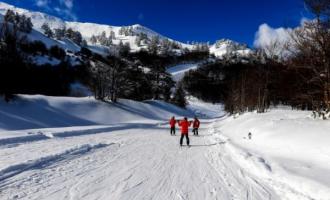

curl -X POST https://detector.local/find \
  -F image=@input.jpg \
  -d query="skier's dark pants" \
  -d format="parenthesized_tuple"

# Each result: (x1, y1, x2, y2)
(170, 127, 175, 135)
(180, 134, 189, 146)
(193, 128, 199, 136)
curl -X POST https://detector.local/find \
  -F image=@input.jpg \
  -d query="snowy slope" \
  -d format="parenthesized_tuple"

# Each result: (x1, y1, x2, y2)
(0, 95, 329, 200)
(215, 108, 330, 200)
(0, 6, 81, 53)
(0, 94, 278, 200)
(186, 96, 225, 119)
(0, 95, 193, 132)
(166, 63, 201, 82)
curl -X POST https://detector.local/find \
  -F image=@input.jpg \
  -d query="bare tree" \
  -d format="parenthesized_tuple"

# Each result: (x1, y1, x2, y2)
(288, 0, 330, 118)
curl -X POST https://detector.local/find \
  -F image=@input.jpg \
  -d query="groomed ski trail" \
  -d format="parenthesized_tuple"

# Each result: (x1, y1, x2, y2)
(0, 119, 280, 200)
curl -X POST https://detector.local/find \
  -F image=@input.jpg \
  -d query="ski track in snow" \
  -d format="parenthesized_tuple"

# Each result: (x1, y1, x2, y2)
(0, 118, 310, 200)
(166, 63, 200, 82)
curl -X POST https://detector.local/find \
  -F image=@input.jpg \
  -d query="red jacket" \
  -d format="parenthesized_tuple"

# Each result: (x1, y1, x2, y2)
(169, 118, 176, 128)
(193, 119, 200, 128)
(178, 120, 192, 134)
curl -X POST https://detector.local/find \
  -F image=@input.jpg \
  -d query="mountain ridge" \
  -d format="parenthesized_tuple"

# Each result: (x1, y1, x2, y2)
(0, 1, 252, 58)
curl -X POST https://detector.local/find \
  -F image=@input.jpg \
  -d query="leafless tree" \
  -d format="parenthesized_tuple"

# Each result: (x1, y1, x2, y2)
(288, 0, 330, 118)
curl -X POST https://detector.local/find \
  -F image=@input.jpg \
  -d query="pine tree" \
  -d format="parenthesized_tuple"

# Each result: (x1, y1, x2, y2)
(140, 33, 148, 41)
(54, 28, 66, 40)
(72, 31, 83, 45)
(81, 39, 88, 47)
(148, 36, 160, 54)
(160, 38, 172, 55)
(149, 61, 174, 100)
(109, 31, 116, 40)
(98, 31, 107, 45)
(3, 10, 16, 23)
(106, 36, 113, 46)
(0, 13, 36, 101)
(172, 82, 187, 108)
(65, 28, 74, 40)
(17, 14, 33, 33)
(119, 27, 125, 35)
(128, 27, 134, 36)
(118, 42, 131, 56)
(41, 23, 54, 38)
(135, 35, 142, 47)
(90, 35, 97, 44)
(3, 10, 33, 33)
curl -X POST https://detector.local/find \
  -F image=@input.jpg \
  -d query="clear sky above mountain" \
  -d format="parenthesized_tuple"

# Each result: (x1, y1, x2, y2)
(2, 0, 308, 46)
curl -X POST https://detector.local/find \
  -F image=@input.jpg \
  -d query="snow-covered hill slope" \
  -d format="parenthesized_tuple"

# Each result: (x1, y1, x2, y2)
(214, 108, 330, 200)
(0, 95, 193, 133)
(166, 63, 201, 82)
(0, 3, 79, 51)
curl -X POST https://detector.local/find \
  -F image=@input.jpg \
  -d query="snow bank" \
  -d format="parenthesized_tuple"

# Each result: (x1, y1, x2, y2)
(215, 108, 330, 199)
(0, 95, 193, 133)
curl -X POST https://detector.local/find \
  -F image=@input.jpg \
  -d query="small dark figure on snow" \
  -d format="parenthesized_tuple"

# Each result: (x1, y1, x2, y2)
(192, 117, 200, 136)
(178, 117, 192, 146)
(248, 132, 252, 140)
(169, 116, 176, 135)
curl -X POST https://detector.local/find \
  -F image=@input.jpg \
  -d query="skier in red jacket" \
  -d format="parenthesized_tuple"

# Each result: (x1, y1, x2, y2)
(178, 117, 192, 146)
(169, 116, 176, 135)
(192, 117, 200, 136)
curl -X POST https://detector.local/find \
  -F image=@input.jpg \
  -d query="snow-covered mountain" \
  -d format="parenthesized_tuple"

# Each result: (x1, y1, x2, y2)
(0, 2, 252, 59)
(210, 39, 252, 58)
(0, 2, 192, 53)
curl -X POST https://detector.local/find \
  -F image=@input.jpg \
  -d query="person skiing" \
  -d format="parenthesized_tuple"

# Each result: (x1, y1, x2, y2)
(169, 116, 176, 135)
(192, 117, 200, 136)
(178, 117, 192, 147)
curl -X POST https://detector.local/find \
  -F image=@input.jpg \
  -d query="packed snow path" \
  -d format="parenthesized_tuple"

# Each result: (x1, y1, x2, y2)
(0, 119, 281, 200)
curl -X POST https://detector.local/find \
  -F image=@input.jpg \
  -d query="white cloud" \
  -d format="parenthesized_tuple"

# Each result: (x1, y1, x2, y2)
(254, 23, 292, 49)
(60, 0, 73, 9)
(138, 13, 144, 21)
(54, 6, 77, 21)
(35, 0, 49, 8)
(33, 0, 76, 20)
(253, 23, 295, 58)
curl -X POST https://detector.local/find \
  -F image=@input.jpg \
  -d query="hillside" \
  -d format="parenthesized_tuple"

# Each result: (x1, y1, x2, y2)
(0, 2, 252, 59)
(0, 95, 193, 133)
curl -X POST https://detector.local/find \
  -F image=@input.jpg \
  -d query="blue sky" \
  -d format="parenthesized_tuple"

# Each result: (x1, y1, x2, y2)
(3, 0, 309, 46)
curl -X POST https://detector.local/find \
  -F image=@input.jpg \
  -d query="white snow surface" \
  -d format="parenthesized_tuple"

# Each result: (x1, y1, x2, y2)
(0, 96, 329, 200)
(216, 108, 330, 200)
(166, 63, 200, 82)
